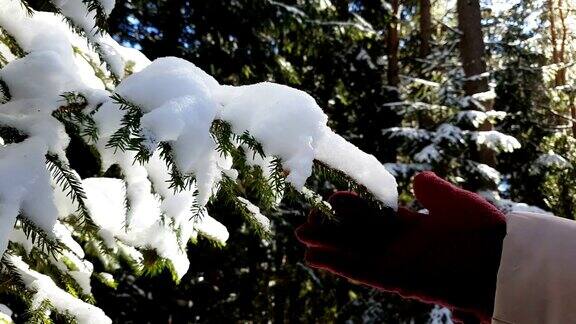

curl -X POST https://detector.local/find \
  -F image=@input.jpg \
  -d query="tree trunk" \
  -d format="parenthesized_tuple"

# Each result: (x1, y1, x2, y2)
(548, 0, 574, 136)
(387, 0, 400, 87)
(457, 0, 490, 97)
(416, 0, 435, 128)
(456, 0, 496, 166)
(548, 0, 568, 86)
(419, 0, 432, 58)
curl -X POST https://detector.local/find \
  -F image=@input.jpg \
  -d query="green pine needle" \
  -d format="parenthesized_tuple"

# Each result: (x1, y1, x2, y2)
(45, 154, 99, 235)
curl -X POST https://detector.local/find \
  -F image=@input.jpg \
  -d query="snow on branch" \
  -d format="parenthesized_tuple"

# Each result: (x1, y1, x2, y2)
(456, 110, 507, 128)
(530, 151, 573, 174)
(479, 190, 552, 216)
(0, 0, 399, 320)
(470, 130, 521, 153)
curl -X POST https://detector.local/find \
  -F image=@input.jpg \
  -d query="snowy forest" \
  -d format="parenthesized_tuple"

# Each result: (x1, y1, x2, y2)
(0, 0, 574, 323)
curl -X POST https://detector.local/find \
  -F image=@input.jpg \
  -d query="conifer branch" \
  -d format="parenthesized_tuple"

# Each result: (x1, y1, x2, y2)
(16, 215, 62, 257)
(211, 120, 236, 158)
(234, 197, 272, 240)
(0, 52, 8, 68)
(71, 46, 116, 91)
(140, 248, 180, 283)
(238, 131, 266, 159)
(18, 0, 35, 16)
(106, 93, 150, 163)
(158, 142, 196, 192)
(82, 0, 109, 33)
(0, 26, 26, 58)
(0, 253, 26, 292)
(190, 190, 207, 219)
(312, 160, 395, 215)
(45, 154, 99, 235)
(0, 79, 11, 103)
(53, 92, 99, 143)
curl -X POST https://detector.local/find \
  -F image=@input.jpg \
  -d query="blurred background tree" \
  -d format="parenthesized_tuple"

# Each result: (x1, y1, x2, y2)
(74, 0, 576, 322)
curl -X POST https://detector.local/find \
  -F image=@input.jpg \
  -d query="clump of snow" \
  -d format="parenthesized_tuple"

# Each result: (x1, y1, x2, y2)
(52, 0, 150, 78)
(479, 190, 552, 215)
(383, 127, 431, 141)
(463, 89, 497, 110)
(98, 0, 116, 16)
(8, 255, 111, 324)
(301, 187, 332, 211)
(218, 82, 398, 208)
(81, 176, 193, 279)
(0, 304, 12, 323)
(0, 139, 59, 256)
(81, 178, 126, 247)
(237, 197, 271, 233)
(476, 163, 502, 184)
(315, 130, 398, 209)
(456, 110, 506, 128)
(9, 227, 35, 254)
(194, 214, 230, 244)
(401, 75, 440, 88)
(217, 82, 327, 189)
(433, 124, 464, 145)
(531, 151, 572, 174)
(0, 51, 81, 100)
(471, 131, 521, 152)
(414, 144, 441, 163)
(116, 57, 219, 112)
(53, 222, 85, 258)
(429, 305, 453, 324)
(10, 221, 96, 295)
(110, 58, 223, 205)
(472, 89, 496, 102)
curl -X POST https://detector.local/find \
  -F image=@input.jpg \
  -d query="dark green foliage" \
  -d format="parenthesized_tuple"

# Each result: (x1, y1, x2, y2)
(158, 142, 196, 192)
(15, 216, 62, 258)
(106, 93, 149, 163)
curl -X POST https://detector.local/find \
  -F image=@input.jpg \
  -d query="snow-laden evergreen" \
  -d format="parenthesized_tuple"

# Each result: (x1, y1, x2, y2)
(0, 0, 398, 322)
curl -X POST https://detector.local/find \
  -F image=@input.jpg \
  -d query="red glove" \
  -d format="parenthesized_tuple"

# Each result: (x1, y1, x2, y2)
(296, 171, 506, 322)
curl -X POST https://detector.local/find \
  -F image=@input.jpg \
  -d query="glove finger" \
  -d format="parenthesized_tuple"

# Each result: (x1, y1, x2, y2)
(397, 206, 425, 225)
(412, 171, 460, 213)
(301, 203, 411, 249)
(327, 191, 382, 223)
(295, 223, 343, 248)
(413, 171, 505, 226)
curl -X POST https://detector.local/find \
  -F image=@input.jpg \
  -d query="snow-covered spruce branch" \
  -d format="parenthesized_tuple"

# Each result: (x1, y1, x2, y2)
(0, 1, 398, 322)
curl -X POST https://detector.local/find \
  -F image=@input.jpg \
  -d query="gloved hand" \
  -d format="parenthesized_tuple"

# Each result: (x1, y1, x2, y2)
(295, 171, 507, 323)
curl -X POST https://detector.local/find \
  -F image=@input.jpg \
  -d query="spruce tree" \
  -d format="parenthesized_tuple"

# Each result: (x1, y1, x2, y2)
(0, 1, 399, 322)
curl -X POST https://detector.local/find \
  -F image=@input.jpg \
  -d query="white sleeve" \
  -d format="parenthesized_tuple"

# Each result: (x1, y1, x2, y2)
(492, 212, 576, 324)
